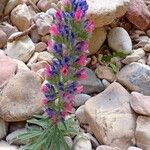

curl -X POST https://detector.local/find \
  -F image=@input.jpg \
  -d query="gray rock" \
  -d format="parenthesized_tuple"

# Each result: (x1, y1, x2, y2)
(117, 62, 150, 95)
(73, 94, 91, 107)
(79, 67, 104, 94)
(135, 116, 150, 150)
(96, 145, 121, 150)
(0, 141, 18, 150)
(127, 146, 142, 150)
(108, 27, 132, 54)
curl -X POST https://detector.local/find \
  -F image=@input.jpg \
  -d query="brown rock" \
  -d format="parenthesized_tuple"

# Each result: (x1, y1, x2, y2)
(35, 42, 47, 52)
(0, 71, 43, 122)
(126, 0, 150, 30)
(0, 0, 9, 17)
(0, 29, 7, 48)
(85, 82, 136, 150)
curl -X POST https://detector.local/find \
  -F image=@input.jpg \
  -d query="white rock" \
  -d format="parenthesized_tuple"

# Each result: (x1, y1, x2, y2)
(122, 48, 145, 64)
(89, 27, 107, 55)
(127, 146, 142, 150)
(87, 0, 130, 28)
(0, 141, 18, 150)
(108, 27, 132, 54)
(143, 44, 150, 52)
(96, 145, 121, 150)
(6, 33, 35, 63)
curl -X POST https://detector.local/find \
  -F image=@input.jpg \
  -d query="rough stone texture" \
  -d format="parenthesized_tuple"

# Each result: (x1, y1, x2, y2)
(0, 0, 9, 17)
(6, 33, 35, 63)
(0, 71, 43, 122)
(0, 22, 18, 38)
(0, 29, 7, 48)
(34, 12, 53, 36)
(108, 27, 132, 54)
(0, 118, 8, 140)
(117, 62, 150, 95)
(75, 105, 87, 124)
(126, 0, 150, 30)
(73, 94, 91, 107)
(11, 4, 34, 31)
(79, 67, 104, 94)
(37, 0, 58, 12)
(122, 48, 145, 64)
(0, 55, 17, 88)
(0, 141, 18, 150)
(144, 44, 150, 52)
(73, 134, 92, 150)
(85, 82, 136, 150)
(95, 66, 116, 82)
(87, 0, 130, 28)
(89, 27, 107, 55)
(9, 121, 26, 133)
(35, 42, 47, 52)
(96, 145, 121, 150)
(130, 92, 150, 116)
(135, 116, 150, 150)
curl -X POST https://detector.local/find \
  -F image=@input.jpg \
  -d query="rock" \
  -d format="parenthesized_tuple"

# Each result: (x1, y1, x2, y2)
(14, 59, 30, 72)
(102, 79, 110, 89)
(73, 94, 91, 107)
(95, 66, 116, 82)
(126, 0, 150, 30)
(73, 134, 92, 150)
(0, 0, 9, 16)
(0, 22, 18, 38)
(30, 61, 49, 72)
(130, 92, 150, 116)
(127, 146, 142, 150)
(35, 42, 47, 52)
(117, 62, 150, 95)
(75, 105, 87, 124)
(108, 27, 132, 54)
(37, 0, 58, 12)
(89, 27, 107, 55)
(34, 12, 53, 36)
(0, 71, 43, 122)
(6, 128, 28, 145)
(87, 0, 130, 28)
(85, 82, 136, 150)
(27, 52, 38, 68)
(0, 55, 17, 88)
(96, 145, 121, 150)
(122, 48, 145, 64)
(0, 119, 8, 140)
(37, 51, 54, 64)
(135, 116, 150, 150)
(143, 44, 150, 52)
(30, 28, 41, 43)
(6, 33, 35, 63)
(4, 0, 21, 15)
(147, 54, 150, 66)
(147, 30, 150, 37)
(0, 141, 18, 150)
(11, 4, 34, 31)
(79, 67, 104, 94)
(0, 30, 7, 48)
(63, 136, 73, 149)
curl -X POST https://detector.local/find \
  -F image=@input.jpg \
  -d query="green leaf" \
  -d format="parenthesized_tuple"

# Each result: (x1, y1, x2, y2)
(113, 51, 127, 58)
(109, 63, 118, 73)
(102, 54, 113, 62)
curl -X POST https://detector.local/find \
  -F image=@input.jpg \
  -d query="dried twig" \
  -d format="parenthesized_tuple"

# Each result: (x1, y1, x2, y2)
(7, 24, 36, 42)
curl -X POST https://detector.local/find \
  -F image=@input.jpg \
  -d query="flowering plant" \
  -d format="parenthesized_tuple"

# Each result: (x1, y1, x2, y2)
(13, 0, 94, 149)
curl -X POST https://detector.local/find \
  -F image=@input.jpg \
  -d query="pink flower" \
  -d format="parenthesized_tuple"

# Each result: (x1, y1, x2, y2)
(43, 98, 49, 105)
(44, 66, 52, 78)
(63, 0, 71, 5)
(50, 24, 60, 36)
(78, 69, 87, 80)
(76, 85, 84, 94)
(77, 55, 88, 66)
(41, 85, 49, 93)
(56, 9, 62, 22)
(74, 9, 83, 22)
(86, 20, 95, 33)
(63, 92, 74, 102)
(60, 65, 69, 76)
(47, 40, 53, 51)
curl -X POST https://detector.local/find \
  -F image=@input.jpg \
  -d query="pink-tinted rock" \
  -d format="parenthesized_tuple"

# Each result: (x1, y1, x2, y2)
(31, 61, 49, 72)
(0, 55, 17, 88)
(130, 92, 150, 116)
(126, 0, 150, 30)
